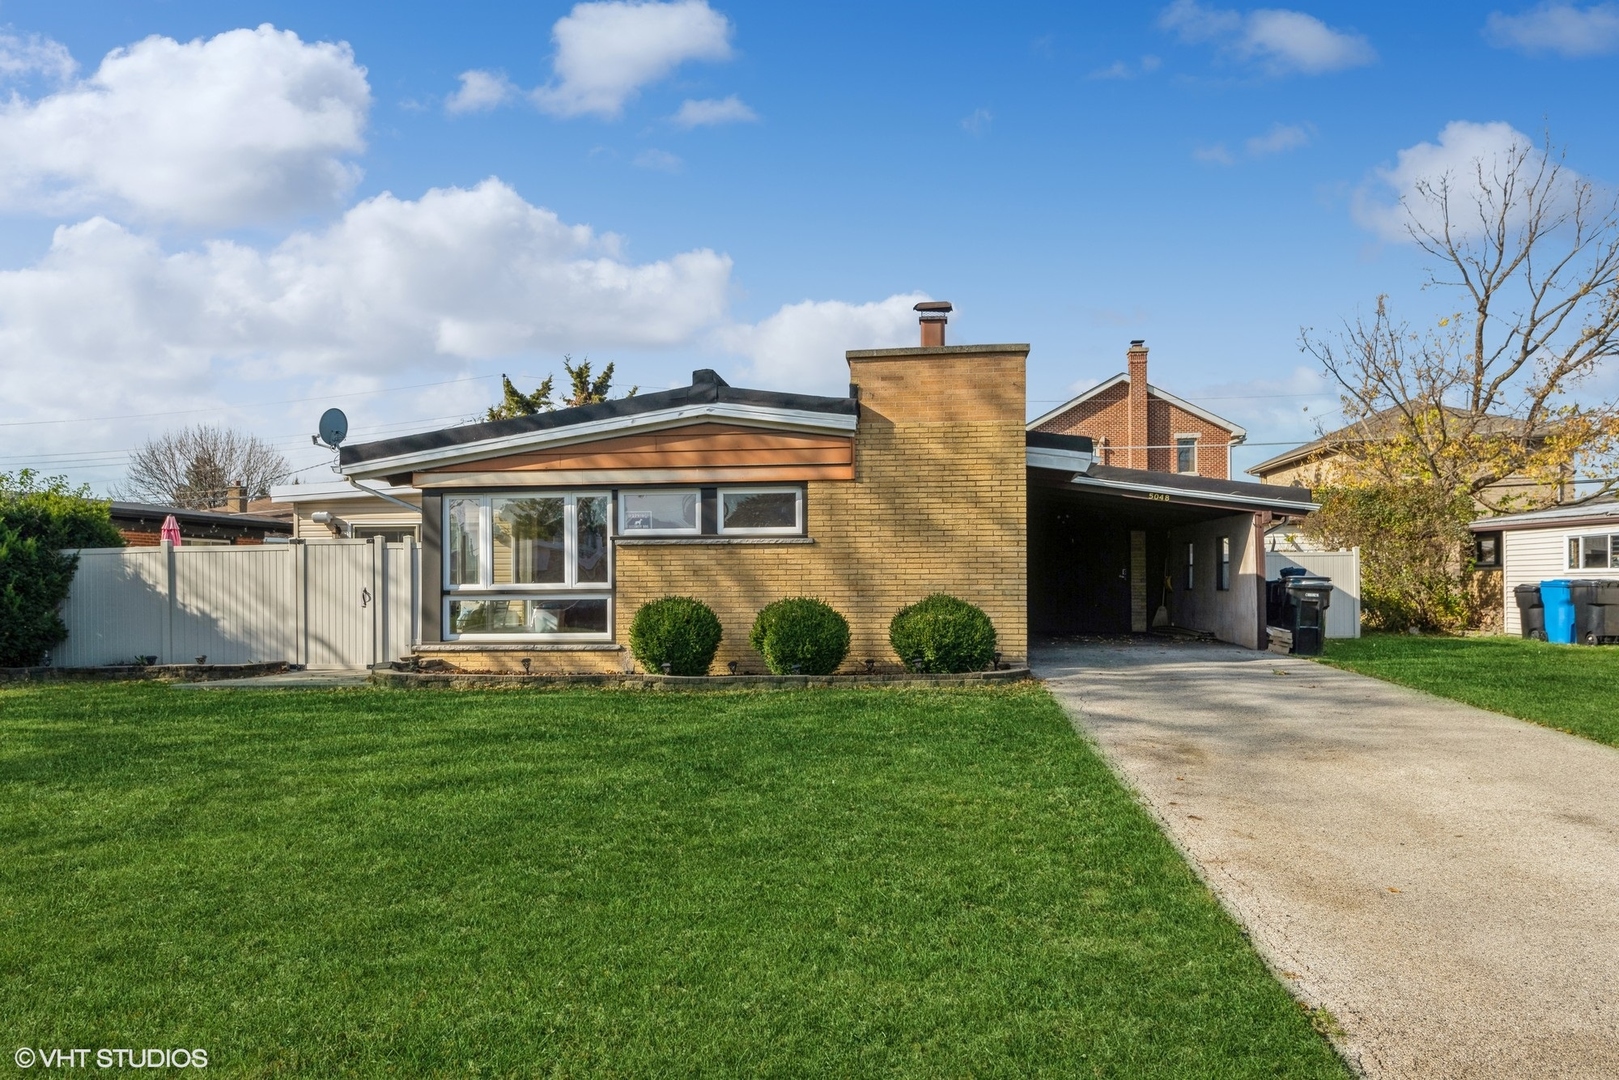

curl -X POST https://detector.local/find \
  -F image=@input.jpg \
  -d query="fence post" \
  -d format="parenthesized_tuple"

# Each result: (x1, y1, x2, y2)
(162, 539, 176, 664)
(370, 536, 384, 667)
(291, 539, 307, 668)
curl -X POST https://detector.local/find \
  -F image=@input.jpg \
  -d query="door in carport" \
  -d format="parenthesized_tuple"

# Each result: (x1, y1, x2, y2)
(1029, 504, 1131, 634)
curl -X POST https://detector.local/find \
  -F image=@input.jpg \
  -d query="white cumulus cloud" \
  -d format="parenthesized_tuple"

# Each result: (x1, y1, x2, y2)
(0, 31, 77, 83)
(1352, 120, 1546, 242)
(0, 24, 369, 228)
(532, 0, 734, 119)
(1485, 3, 1619, 56)
(1158, 0, 1376, 75)
(671, 95, 757, 127)
(0, 180, 734, 442)
(447, 69, 518, 114)
(715, 294, 930, 395)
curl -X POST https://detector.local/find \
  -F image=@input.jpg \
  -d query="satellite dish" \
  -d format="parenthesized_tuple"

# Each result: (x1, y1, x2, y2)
(318, 408, 348, 448)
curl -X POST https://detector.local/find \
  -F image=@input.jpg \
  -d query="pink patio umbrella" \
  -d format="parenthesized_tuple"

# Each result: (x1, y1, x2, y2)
(159, 514, 183, 546)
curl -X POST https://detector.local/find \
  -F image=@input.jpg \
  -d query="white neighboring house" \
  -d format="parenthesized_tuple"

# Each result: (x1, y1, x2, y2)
(1471, 498, 1619, 636)
(269, 480, 422, 542)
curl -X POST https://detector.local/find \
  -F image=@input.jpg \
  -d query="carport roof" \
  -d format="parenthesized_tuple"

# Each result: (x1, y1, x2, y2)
(1050, 464, 1319, 515)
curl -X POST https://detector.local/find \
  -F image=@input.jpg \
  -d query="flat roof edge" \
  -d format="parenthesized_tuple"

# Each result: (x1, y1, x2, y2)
(846, 344, 1029, 359)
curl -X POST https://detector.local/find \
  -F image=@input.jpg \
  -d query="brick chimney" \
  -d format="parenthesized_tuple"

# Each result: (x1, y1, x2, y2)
(915, 301, 952, 347)
(1126, 340, 1149, 470)
(226, 484, 247, 513)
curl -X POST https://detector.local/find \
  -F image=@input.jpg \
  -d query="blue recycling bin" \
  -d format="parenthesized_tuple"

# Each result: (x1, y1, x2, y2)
(1540, 579, 1576, 644)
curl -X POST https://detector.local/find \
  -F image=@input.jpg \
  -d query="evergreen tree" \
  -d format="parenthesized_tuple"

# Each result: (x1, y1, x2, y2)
(485, 374, 555, 421)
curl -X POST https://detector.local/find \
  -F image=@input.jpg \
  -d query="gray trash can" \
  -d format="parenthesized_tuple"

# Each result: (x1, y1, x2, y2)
(1283, 576, 1334, 656)
(1569, 579, 1608, 646)
(1513, 583, 1545, 640)
(1585, 580, 1619, 644)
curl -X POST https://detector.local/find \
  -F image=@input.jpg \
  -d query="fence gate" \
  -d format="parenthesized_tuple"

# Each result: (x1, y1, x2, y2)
(53, 539, 419, 669)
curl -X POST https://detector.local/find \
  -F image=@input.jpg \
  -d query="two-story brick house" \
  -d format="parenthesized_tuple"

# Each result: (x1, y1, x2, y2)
(1027, 340, 1246, 479)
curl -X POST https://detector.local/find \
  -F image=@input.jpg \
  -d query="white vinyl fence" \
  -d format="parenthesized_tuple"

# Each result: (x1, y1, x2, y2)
(52, 539, 418, 669)
(1266, 547, 1362, 639)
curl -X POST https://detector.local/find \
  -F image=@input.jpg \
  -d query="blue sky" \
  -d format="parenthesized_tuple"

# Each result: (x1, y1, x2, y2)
(1, 0, 1617, 491)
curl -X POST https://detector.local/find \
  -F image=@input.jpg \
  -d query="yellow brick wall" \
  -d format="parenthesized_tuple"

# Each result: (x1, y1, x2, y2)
(612, 347, 1029, 674)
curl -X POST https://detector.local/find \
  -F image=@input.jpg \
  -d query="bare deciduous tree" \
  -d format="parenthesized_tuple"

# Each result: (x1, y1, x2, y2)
(121, 425, 291, 509)
(1304, 134, 1619, 511)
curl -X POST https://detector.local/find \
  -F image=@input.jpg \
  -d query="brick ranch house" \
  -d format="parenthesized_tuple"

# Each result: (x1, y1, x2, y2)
(279, 305, 1314, 672)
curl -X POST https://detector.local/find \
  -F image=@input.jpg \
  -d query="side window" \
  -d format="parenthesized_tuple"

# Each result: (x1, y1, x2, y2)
(718, 488, 802, 534)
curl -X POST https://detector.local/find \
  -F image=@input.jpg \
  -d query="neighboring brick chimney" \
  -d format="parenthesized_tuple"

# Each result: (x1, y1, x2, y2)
(915, 301, 952, 347)
(1126, 340, 1149, 469)
(227, 484, 247, 513)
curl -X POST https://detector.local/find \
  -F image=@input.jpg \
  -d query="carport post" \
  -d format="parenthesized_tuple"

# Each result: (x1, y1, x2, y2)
(1253, 512, 1270, 649)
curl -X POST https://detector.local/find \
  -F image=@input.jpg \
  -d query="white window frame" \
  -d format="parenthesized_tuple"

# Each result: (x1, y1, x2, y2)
(618, 488, 702, 537)
(717, 486, 804, 536)
(444, 491, 612, 592)
(443, 594, 613, 642)
(1174, 434, 1200, 475)
(1566, 531, 1619, 571)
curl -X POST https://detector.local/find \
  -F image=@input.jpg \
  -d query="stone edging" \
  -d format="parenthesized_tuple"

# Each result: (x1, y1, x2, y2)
(371, 668, 1033, 690)
(0, 661, 291, 684)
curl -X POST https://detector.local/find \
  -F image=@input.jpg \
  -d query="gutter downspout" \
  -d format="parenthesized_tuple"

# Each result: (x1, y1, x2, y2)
(345, 476, 421, 512)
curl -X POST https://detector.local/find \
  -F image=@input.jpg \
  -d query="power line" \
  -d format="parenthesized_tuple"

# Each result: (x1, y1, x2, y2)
(0, 374, 501, 429)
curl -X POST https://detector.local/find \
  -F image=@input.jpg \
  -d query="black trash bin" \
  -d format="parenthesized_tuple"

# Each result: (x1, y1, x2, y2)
(1268, 566, 1310, 628)
(1584, 580, 1619, 644)
(1513, 583, 1546, 640)
(1568, 579, 1607, 646)
(1283, 575, 1334, 656)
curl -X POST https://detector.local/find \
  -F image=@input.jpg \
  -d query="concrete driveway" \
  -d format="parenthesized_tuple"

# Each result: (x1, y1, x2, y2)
(1035, 638, 1619, 1079)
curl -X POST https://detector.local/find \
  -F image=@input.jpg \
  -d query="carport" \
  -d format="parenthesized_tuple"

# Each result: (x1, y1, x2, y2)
(1026, 436, 1319, 648)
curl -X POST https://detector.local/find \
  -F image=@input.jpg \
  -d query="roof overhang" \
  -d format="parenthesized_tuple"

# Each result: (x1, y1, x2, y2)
(1027, 446, 1095, 472)
(1062, 469, 1318, 515)
(338, 403, 858, 482)
(270, 480, 422, 504)
(1027, 374, 1247, 442)
(1470, 503, 1619, 532)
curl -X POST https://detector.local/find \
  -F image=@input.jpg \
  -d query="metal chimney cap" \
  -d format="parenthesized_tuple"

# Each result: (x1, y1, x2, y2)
(1129, 339, 1146, 347)
(914, 301, 953, 313)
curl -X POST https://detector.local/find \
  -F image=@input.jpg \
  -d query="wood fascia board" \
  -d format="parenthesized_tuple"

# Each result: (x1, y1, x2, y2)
(413, 464, 856, 488)
(469, 425, 852, 473)
(342, 404, 859, 480)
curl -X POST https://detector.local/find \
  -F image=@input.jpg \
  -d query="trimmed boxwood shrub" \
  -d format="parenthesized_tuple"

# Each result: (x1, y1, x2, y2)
(628, 596, 723, 676)
(889, 593, 997, 673)
(748, 597, 850, 675)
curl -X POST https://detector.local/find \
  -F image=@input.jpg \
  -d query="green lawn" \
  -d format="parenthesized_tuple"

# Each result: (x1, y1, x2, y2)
(1321, 634, 1619, 747)
(1, 684, 1346, 1078)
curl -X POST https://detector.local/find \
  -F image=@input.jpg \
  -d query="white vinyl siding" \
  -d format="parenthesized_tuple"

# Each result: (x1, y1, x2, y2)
(1499, 527, 1619, 636)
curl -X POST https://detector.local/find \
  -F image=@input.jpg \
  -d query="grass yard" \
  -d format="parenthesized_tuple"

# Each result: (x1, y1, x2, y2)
(1, 683, 1346, 1078)
(1321, 634, 1619, 747)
